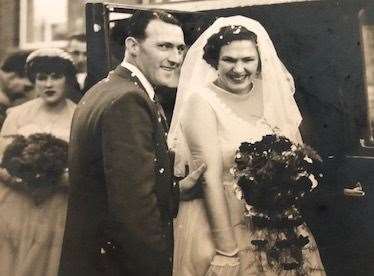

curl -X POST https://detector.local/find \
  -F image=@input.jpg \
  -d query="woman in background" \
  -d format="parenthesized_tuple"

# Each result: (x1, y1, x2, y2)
(1, 48, 77, 140)
(0, 48, 76, 276)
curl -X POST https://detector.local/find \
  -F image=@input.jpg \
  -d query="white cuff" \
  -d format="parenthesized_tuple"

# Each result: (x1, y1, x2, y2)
(210, 254, 240, 267)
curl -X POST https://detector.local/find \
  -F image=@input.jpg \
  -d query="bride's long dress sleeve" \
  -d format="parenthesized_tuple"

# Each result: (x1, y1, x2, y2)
(180, 93, 239, 266)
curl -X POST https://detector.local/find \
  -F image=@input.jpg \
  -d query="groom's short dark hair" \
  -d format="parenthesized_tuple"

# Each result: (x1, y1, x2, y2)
(127, 10, 182, 41)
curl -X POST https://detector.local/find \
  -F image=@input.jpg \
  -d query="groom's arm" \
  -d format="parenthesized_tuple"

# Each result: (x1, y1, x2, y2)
(101, 91, 169, 271)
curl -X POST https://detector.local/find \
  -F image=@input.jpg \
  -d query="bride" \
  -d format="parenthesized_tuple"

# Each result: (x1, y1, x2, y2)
(169, 16, 326, 275)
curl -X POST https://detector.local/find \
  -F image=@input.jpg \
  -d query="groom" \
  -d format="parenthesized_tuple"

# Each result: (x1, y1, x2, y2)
(59, 10, 204, 276)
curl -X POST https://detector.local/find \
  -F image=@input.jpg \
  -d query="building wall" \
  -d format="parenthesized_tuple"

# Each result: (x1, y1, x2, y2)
(0, 0, 20, 62)
(67, 1, 85, 35)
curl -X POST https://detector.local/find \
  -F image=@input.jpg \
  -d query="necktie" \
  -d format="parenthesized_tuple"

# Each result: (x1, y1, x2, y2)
(153, 94, 169, 132)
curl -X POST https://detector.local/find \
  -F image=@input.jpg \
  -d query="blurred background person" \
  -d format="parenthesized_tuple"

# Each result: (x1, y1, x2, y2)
(0, 50, 35, 106)
(0, 50, 36, 127)
(66, 33, 87, 92)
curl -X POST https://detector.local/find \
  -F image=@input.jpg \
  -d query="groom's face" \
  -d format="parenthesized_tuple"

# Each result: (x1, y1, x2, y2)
(136, 20, 186, 88)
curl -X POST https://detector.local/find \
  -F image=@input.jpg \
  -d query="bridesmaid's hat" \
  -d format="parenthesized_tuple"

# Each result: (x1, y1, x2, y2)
(26, 48, 76, 82)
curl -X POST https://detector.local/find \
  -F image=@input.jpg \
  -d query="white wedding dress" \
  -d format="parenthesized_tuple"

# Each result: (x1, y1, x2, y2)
(173, 81, 326, 276)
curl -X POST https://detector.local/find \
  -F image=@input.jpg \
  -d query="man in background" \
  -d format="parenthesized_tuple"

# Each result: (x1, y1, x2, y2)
(0, 50, 35, 106)
(66, 33, 87, 91)
(0, 50, 35, 126)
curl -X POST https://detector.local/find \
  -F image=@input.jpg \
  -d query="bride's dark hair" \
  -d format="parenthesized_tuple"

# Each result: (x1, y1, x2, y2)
(203, 25, 261, 71)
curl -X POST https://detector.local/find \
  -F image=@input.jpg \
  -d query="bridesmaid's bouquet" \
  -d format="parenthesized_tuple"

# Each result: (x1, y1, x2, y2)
(1, 133, 68, 203)
(231, 134, 323, 271)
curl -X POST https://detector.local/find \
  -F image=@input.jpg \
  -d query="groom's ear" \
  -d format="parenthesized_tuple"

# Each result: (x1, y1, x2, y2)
(125, 37, 139, 57)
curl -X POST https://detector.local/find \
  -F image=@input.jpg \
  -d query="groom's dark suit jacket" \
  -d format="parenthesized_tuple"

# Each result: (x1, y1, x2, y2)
(59, 66, 179, 276)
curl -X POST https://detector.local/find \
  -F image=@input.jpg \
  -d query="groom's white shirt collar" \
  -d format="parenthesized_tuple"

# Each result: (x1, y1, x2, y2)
(121, 61, 155, 102)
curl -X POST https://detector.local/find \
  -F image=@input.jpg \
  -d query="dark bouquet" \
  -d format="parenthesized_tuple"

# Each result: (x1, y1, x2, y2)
(1, 133, 68, 203)
(232, 134, 323, 271)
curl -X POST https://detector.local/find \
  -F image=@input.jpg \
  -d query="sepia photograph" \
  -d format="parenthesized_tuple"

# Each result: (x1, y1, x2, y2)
(0, 0, 373, 275)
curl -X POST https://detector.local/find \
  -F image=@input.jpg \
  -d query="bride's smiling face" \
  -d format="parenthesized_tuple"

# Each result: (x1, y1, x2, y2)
(216, 40, 259, 95)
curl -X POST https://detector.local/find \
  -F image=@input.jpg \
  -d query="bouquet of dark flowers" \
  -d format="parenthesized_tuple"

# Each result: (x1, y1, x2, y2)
(231, 134, 323, 272)
(0, 133, 68, 204)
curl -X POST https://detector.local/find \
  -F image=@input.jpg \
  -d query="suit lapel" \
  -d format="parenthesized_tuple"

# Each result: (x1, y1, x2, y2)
(112, 66, 178, 218)
(112, 66, 169, 132)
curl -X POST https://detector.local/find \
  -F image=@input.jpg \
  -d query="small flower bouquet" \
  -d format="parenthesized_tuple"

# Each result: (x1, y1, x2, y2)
(0, 133, 68, 204)
(232, 134, 323, 271)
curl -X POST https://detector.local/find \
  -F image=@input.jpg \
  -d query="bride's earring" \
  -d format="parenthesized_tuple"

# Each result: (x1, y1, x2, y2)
(249, 81, 255, 93)
(255, 57, 261, 78)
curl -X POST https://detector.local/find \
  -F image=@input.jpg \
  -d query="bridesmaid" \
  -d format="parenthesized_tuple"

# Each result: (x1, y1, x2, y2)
(0, 48, 77, 276)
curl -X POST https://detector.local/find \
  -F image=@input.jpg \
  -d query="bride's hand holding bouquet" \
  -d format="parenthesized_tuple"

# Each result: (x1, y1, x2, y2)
(232, 134, 323, 272)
